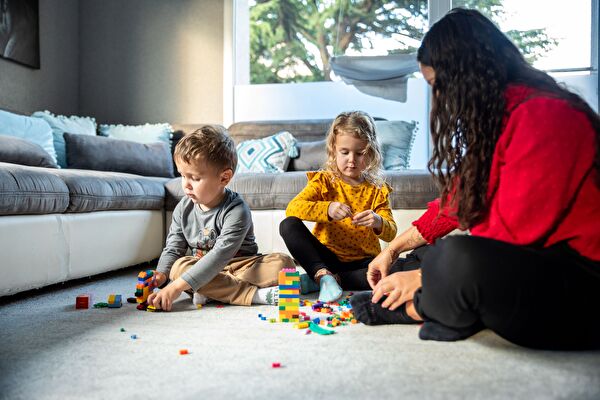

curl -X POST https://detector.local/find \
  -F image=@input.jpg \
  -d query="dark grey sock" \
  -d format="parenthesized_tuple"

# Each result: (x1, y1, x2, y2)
(419, 320, 484, 341)
(350, 291, 418, 325)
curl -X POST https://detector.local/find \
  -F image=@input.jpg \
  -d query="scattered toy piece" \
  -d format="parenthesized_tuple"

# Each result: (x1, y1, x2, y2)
(107, 294, 122, 308)
(179, 349, 189, 355)
(131, 334, 138, 340)
(136, 303, 148, 311)
(272, 362, 281, 368)
(76, 294, 91, 309)
(93, 302, 108, 308)
(309, 321, 335, 335)
(120, 328, 126, 332)
(126, 297, 137, 304)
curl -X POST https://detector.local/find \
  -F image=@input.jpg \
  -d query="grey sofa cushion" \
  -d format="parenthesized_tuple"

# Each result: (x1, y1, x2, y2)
(49, 169, 168, 213)
(287, 140, 327, 171)
(0, 135, 58, 168)
(65, 133, 174, 178)
(384, 170, 438, 209)
(165, 170, 437, 211)
(0, 162, 69, 215)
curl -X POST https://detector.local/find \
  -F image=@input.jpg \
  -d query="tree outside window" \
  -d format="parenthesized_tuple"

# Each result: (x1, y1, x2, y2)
(250, 0, 561, 84)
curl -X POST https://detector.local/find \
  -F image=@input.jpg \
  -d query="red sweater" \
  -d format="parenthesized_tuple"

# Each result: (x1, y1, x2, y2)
(413, 85, 600, 262)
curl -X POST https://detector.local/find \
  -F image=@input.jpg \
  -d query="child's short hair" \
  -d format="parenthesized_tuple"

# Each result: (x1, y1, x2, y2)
(174, 125, 237, 173)
(325, 111, 384, 187)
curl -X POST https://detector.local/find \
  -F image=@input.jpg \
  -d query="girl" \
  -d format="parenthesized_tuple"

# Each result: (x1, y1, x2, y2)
(280, 111, 397, 302)
(351, 9, 600, 350)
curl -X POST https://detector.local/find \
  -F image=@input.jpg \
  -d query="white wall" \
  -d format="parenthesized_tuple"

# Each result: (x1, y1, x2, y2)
(234, 78, 431, 169)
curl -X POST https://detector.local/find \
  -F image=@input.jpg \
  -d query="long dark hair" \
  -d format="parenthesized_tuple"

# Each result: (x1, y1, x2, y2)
(417, 8, 600, 228)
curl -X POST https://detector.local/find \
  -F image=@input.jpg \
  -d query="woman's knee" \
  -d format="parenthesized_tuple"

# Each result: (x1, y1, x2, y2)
(422, 236, 488, 287)
(279, 216, 303, 238)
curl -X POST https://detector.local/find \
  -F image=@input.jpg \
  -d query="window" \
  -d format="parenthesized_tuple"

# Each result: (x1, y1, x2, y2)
(452, 0, 593, 71)
(249, 0, 428, 84)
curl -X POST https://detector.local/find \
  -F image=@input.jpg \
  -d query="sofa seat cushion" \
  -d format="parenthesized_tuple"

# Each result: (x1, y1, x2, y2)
(384, 170, 438, 209)
(0, 162, 69, 215)
(49, 169, 168, 213)
(165, 170, 438, 211)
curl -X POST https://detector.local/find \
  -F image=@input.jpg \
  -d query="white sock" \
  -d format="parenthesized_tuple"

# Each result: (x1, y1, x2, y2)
(252, 286, 278, 305)
(193, 292, 209, 306)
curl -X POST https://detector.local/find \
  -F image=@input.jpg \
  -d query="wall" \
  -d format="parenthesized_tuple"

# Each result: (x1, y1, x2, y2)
(79, 0, 224, 125)
(0, 0, 79, 115)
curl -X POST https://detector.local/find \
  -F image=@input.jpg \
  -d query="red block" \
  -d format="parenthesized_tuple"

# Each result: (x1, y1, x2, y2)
(272, 362, 281, 368)
(76, 294, 90, 309)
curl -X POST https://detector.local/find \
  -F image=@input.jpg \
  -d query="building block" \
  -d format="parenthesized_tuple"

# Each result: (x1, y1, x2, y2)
(107, 294, 122, 308)
(135, 269, 157, 304)
(179, 349, 189, 355)
(75, 294, 91, 309)
(272, 362, 281, 368)
(278, 268, 300, 322)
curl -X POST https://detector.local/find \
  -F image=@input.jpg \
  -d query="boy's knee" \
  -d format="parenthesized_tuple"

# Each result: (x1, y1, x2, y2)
(169, 256, 197, 281)
(279, 216, 302, 237)
(264, 252, 295, 267)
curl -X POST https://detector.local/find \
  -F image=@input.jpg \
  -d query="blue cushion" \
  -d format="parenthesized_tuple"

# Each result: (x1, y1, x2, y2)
(31, 110, 97, 168)
(0, 109, 56, 164)
(236, 131, 298, 173)
(99, 123, 172, 145)
(375, 120, 418, 170)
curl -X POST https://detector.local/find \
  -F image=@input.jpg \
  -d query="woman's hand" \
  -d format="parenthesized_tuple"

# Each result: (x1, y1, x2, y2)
(371, 269, 422, 311)
(352, 209, 382, 232)
(366, 247, 396, 289)
(328, 202, 352, 220)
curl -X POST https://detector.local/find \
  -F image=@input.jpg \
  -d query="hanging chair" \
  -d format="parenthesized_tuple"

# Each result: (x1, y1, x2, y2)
(330, 53, 419, 102)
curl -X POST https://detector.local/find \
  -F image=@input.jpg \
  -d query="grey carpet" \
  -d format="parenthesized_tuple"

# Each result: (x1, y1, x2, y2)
(1, 267, 599, 400)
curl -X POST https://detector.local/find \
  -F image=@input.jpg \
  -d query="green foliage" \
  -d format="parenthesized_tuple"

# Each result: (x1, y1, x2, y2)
(250, 0, 557, 84)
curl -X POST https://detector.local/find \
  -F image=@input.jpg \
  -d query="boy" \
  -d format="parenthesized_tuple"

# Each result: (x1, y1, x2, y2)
(147, 125, 293, 311)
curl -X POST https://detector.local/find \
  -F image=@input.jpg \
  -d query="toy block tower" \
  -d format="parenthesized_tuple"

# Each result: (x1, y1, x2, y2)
(135, 270, 156, 304)
(278, 268, 300, 322)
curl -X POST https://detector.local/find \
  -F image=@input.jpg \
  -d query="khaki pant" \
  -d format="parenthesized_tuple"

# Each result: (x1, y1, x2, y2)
(170, 253, 294, 306)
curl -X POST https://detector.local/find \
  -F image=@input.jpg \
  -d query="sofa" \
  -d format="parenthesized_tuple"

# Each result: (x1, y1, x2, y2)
(0, 116, 438, 297)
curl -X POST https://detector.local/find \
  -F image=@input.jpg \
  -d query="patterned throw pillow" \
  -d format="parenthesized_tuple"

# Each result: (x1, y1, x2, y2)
(236, 131, 298, 173)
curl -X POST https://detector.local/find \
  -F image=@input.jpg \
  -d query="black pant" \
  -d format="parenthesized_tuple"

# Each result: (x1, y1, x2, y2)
(413, 235, 600, 350)
(279, 216, 423, 290)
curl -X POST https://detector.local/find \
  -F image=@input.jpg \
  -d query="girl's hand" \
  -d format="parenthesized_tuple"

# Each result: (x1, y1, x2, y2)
(371, 269, 422, 311)
(352, 209, 382, 231)
(366, 247, 395, 289)
(328, 202, 352, 220)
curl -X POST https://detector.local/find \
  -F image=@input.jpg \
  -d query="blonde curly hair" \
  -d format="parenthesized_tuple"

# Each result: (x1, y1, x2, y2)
(324, 111, 384, 187)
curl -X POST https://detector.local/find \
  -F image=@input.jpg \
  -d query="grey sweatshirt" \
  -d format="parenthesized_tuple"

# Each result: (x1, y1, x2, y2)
(156, 189, 258, 291)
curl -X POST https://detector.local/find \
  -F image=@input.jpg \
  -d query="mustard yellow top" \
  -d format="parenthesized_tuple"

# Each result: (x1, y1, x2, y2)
(286, 171, 397, 262)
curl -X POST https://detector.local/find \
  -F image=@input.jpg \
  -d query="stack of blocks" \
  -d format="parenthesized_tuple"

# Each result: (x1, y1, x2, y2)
(107, 294, 122, 308)
(135, 270, 155, 304)
(278, 268, 300, 323)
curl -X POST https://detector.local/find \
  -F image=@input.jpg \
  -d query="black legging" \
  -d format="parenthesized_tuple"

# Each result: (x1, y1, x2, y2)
(279, 216, 422, 290)
(413, 235, 600, 350)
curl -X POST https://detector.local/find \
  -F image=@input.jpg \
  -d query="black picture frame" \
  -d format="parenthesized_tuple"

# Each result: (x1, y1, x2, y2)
(0, 0, 40, 69)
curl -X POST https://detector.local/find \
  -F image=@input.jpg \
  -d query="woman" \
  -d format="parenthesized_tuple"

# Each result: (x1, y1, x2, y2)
(350, 8, 600, 350)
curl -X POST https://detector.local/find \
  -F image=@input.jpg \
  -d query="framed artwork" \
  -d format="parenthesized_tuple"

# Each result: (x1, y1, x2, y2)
(0, 0, 40, 69)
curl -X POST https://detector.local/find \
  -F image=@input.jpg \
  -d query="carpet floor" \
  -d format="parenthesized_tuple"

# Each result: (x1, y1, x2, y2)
(1, 266, 599, 400)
